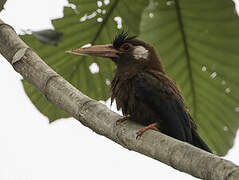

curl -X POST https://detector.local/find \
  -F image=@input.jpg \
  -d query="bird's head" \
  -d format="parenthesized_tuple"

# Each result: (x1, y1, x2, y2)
(67, 32, 164, 73)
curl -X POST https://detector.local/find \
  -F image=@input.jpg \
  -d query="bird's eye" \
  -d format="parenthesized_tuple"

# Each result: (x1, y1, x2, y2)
(120, 43, 132, 51)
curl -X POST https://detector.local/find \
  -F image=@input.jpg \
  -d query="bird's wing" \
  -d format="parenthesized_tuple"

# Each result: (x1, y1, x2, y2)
(132, 71, 193, 143)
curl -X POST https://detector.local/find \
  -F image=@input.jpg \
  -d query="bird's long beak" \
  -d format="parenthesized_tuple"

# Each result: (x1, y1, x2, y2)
(66, 44, 121, 58)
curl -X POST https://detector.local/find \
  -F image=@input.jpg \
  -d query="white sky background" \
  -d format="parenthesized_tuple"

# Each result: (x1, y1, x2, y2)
(0, 0, 239, 179)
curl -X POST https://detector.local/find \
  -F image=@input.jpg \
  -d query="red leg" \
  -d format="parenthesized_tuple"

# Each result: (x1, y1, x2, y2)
(116, 114, 130, 125)
(136, 123, 159, 139)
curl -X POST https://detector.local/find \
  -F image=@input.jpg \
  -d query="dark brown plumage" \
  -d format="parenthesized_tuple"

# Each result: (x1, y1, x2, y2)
(68, 32, 211, 153)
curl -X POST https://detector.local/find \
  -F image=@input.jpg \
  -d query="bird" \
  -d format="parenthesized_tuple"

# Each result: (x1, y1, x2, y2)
(67, 31, 212, 153)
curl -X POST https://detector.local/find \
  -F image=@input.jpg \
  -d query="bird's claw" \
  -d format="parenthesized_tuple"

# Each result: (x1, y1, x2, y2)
(116, 115, 131, 125)
(136, 123, 159, 139)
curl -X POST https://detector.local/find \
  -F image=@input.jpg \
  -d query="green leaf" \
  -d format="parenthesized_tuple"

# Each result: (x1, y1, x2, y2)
(140, 0, 239, 155)
(32, 29, 63, 46)
(0, 0, 7, 12)
(21, 0, 148, 122)
(21, 0, 239, 155)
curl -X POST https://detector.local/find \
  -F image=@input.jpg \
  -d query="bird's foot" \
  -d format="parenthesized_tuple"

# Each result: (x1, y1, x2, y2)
(116, 114, 130, 125)
(136, 123, 159, 139)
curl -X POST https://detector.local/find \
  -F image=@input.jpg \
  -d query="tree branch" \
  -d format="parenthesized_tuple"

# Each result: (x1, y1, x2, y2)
(0, 19, 238, 180)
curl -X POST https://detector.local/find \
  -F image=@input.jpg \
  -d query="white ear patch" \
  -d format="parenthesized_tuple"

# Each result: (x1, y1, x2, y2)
(133, 46, 149, 60)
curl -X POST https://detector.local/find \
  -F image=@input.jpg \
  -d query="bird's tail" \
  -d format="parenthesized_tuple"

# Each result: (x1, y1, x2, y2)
(192, 130, 212, 153)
